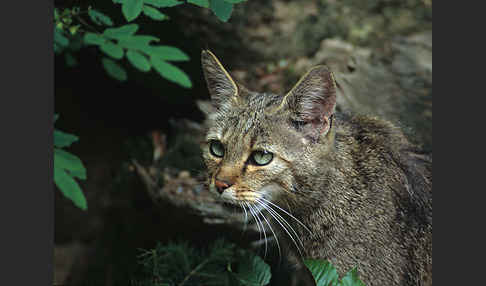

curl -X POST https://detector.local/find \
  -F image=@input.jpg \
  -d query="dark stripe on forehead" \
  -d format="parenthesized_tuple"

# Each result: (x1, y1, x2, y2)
(265, 94, 283, 108)
(250, 134, 257, 148)
(242, 157, 250, 175)
(222, 92, 280, 137)
(248, 92, 266, 104)
(221, 116, 239, 137)
(248, 92, 281, 111)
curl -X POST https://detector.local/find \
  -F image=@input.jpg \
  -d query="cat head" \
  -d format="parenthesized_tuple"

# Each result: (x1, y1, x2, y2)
(200, 50, 337, 208)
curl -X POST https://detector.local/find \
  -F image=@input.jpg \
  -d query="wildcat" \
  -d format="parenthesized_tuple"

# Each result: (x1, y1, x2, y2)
(200, 50, 432, 286)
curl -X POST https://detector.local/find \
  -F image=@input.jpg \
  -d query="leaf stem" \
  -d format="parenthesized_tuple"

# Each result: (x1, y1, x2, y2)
(74, 15, 100, 34)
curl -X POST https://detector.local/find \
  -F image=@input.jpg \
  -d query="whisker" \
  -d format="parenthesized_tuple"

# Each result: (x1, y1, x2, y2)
(258, 197, 312, 235)
(239, 202, 249, 233)
(247, 202, 263, 243)
(247, 202, 268, 259)
(261, 201, 303, 258)
(262, 201, 304, 248)
(253, 201, 282, 262)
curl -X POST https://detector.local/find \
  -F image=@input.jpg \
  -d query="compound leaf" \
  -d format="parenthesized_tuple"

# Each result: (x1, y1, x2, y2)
(339, 268, 365, 286)
(102, 57, 127, 81)
(209, 0, 233, 22)
(143, 5, 169, 20)
(146, 45, 189, 61)
(54, 166, 87, 210)
(54, 28, 69, 47)
(151, 58, 192, 88)
(143, 0, 183, 8)
(117, 35, 160, 50)
(223, 0, 246, 3)
(54, 148, 87, 180)
(100, 42, 124, 59)
(122, 0, 144, 22)
(188, 0, 210, 8)
(127, 50, 151, 72)
(305, 259, 340, 286)
(103, 24, 139, 39)
(88, 9, 114, 26)
(84, 32, 106, 45)
(54, 130, 79, 148)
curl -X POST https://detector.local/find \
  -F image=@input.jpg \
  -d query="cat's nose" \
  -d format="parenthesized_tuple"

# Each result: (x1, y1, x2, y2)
(214, 179, 233, 194)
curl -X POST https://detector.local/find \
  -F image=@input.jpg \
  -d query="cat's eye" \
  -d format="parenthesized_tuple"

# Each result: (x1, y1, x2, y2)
(209, 140, 225, 158)
(250, 150, 273, 166)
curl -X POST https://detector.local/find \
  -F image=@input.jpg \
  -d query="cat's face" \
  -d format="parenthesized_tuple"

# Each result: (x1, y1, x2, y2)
(200, 50, 337, 209)
(202, 92, 304, 206)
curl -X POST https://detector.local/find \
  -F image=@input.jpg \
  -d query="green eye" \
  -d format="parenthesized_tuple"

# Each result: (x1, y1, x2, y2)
(251, 150, 273, 166)
(209, 140, 225, 158)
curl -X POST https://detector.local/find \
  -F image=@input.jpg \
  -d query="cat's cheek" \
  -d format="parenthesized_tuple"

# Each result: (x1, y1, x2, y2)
(220, 189, 235, 201)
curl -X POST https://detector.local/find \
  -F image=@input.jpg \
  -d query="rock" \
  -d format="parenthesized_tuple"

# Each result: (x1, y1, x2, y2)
(304, 31, 432, 151)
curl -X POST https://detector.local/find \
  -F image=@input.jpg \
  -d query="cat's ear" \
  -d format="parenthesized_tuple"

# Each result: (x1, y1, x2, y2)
(285, 66, 336, 141)
(201, 50, 238, 109)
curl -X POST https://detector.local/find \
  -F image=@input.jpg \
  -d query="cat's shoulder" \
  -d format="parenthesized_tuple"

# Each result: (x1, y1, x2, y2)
(334, 111, 409, 149)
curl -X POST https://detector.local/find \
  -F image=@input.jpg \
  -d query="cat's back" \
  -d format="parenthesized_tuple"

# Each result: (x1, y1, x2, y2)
(328, 112, 432, 285)
(334, 111, 432, 232)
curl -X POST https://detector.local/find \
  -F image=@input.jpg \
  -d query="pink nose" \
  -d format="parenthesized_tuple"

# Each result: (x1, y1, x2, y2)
(215, 179, 232, 194)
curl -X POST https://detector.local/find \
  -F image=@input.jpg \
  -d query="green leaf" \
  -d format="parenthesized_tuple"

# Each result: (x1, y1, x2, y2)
(54, 130, 79, 148)
(223, 0, 246, 3)
(339, 268, 365, 286)
(151, 58, 192, 88)
(54, 148, 87, 180)
(209, 0, 233, 22)
(145, 46, 189, 61)
(188, 0, 210, 8)
(83, 32, 106, 45)
(142, 5, 169, 20)
(143, 0, 183, 8)
(103, 24, 139, 39)
(54, 29, 69, 47)
(117, 35, 160, 50)
(122, 0, 144, 21)
(68, 35, 84, 51)
(54, 165, 87, 210)
(68, 25, 80, 35)
(233, 253, 271, 286)
(88, 9, 114, 26)
(126, 50, 151, 72)
(100, 42, 124, 59)
(305, 259, 340, 286)
(102, 57, 128, 81)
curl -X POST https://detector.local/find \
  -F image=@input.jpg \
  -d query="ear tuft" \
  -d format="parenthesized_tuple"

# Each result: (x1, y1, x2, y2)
(201, 50, 238, 109)
(285, 65, 337, 141)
